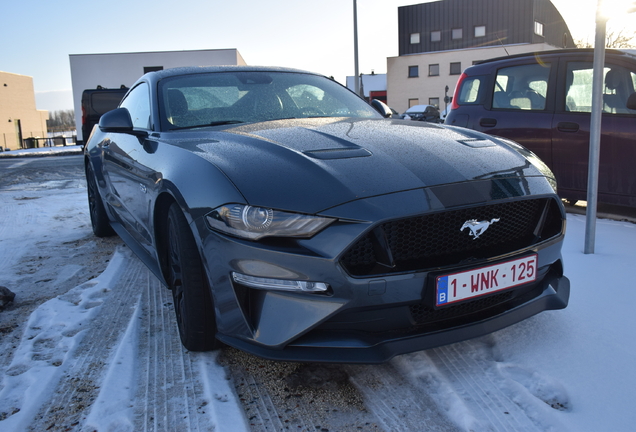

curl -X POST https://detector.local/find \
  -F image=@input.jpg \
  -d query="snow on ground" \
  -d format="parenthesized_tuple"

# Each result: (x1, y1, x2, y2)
(0, 162, 635, 431)
(0, 182, 247, 432)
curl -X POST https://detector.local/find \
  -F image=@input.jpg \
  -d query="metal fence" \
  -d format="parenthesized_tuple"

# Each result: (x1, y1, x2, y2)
(23, 135, 77, 148)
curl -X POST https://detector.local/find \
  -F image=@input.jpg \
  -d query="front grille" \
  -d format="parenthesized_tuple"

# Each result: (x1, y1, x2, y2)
(341, 198, 562, 277)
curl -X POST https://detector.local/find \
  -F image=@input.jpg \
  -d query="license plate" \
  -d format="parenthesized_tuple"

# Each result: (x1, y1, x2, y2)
(436, 255, 537, 307)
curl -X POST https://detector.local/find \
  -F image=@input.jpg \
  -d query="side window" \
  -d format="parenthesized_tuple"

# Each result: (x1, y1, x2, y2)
(457, 76, 483, 104)
(492, 63, 550, 110)
(120, 82, 151, 129)
(565, 62, 636, 114)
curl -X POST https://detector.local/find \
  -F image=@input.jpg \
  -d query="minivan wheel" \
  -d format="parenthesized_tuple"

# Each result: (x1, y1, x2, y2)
(166, 203, 219, 351)
(562, 198, 578, 207)
(86, 164, 115, 237)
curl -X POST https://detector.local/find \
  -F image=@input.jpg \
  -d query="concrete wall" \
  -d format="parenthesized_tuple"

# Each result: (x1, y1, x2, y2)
(69, 49, 247, 141)
(0, 71, 48, 150)
(387, 43, 558, 114)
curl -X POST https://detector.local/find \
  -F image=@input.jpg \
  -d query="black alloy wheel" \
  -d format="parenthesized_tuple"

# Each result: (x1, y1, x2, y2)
(86, 164, 115, 237)
(166, 202, 219, 351)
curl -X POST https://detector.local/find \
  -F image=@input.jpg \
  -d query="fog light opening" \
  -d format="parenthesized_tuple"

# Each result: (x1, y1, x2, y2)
(232, 272, 329, 293)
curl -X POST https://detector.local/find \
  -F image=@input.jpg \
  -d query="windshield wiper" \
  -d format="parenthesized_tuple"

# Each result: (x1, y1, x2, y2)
(209, 120, 244, 126)
(169, 120, 244, 131)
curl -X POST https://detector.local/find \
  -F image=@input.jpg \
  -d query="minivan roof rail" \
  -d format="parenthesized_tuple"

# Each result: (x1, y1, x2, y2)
(475, 48, 636, 65)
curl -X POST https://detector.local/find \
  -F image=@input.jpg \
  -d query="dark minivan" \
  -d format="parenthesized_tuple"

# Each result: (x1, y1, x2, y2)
(446, 49, 636, 208)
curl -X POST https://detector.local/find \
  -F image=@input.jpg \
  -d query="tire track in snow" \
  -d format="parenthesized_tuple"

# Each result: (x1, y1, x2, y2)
(221, 350, 380, 432)
(0, 192, 39, 279)
(394, 338, 568, 432)
(133, 266, 216, 432)
(345, 362, 462, 432)
(79, 256, 246, 432)
(24, 248, 144, 432)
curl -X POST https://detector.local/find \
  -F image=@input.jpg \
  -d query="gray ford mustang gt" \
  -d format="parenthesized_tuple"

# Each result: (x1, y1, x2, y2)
(84, 66, 570, 363)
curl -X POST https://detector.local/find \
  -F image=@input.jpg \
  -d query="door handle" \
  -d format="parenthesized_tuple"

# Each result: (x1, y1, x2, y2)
(557, 122, 579, 133)
(479, 118, 497, 128)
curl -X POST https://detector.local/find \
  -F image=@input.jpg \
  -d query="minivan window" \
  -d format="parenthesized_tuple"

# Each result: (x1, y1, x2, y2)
(457, 76, 483, 104)
(565, 62, 636, 114)
(492, 64, 550, 110)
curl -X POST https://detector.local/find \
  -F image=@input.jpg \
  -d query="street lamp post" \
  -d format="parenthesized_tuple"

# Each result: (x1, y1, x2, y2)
(353, 0, 360, 96)
(584, 0, 636, 254)
(584, 1, 608, 254)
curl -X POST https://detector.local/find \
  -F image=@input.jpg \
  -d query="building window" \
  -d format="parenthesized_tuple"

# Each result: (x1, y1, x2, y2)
(144, 66, 163, 73)
(431, 31, 441, 42)
(429, 64, 440, 76)
(534, 21, 544, 36)
(452, 28, 463, 40)
(408, 65, 419, 78)
(474, 26, 486, 38)
(450, 62, 462, 75)
(408, 98, 419, 108)
(429, 97, 440, 108)
(410, 33, 421, 44)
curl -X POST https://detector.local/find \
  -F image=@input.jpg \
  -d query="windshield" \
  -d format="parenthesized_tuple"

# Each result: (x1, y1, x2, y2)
(158, 71, 380, 131)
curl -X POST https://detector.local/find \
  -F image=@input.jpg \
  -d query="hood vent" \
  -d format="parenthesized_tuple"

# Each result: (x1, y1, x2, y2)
(303, 148, 372, 160)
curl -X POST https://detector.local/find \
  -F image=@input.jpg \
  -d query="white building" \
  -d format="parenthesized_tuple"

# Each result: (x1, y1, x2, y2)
(69, 49, 246, 141)
(346, 72, 387, 103)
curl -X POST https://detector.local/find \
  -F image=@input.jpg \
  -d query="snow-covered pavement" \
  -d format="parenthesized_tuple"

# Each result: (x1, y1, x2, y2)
(1, 164, 635, 431)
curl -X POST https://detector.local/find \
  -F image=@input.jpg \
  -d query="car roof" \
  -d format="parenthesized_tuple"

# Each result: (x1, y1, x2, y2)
(139, 65, 323, 86)
(405, 104, 436, 112)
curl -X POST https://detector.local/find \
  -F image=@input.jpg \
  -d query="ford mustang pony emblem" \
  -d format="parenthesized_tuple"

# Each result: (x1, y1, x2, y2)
(460, 218, 500, 239)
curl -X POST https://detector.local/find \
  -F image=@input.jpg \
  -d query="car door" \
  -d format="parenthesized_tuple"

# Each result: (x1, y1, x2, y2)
(475, 61, 557, 167)
(551, 55, 636, 206)
(102, 82, 158, 252)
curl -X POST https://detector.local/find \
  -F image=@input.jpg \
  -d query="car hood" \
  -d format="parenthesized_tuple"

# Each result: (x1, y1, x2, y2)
(180, 118, 547, 214)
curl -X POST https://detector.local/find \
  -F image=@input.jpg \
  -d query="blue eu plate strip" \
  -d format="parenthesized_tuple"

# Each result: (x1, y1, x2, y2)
(437, 276, 448, 305)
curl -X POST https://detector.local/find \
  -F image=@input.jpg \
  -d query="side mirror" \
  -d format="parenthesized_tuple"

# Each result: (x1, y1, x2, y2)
(370, 99, 393, 118)
(627, 92, 636, 111)
(99, 108, 148, 137)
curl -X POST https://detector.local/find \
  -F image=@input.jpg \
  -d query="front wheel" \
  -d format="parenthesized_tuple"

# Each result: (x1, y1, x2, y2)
(86, 163, 115, 237)
(166, 203, 220, 351)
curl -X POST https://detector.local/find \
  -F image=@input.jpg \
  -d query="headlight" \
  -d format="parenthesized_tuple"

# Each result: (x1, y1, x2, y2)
(206, 204, 335, 240)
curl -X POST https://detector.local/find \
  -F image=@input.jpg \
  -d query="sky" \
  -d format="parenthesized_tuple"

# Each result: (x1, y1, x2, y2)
(1, 0, 634, 112)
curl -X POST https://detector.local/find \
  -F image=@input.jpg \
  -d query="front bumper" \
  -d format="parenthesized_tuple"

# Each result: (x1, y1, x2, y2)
(216, 271, 569, 363)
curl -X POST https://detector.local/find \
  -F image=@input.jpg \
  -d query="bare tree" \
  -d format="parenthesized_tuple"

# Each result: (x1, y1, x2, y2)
(47, 110, 75, 132)
(575, 27, 636, 48)
(605, 28, 636, 48)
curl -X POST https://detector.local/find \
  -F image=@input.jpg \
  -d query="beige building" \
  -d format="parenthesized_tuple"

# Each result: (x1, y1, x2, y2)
(388, 0, 574, 115)
(0, 71, 49, 150)
(387, 43, 560, 115)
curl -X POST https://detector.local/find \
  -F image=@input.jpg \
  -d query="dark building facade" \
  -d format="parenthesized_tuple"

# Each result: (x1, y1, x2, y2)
(398, 0, 576, 56)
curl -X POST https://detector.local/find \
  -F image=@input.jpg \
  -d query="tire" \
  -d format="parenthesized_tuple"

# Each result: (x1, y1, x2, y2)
(563, 198, 578, 207)
(166, 203, 220, 351)
(86, 164, 115, 237)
